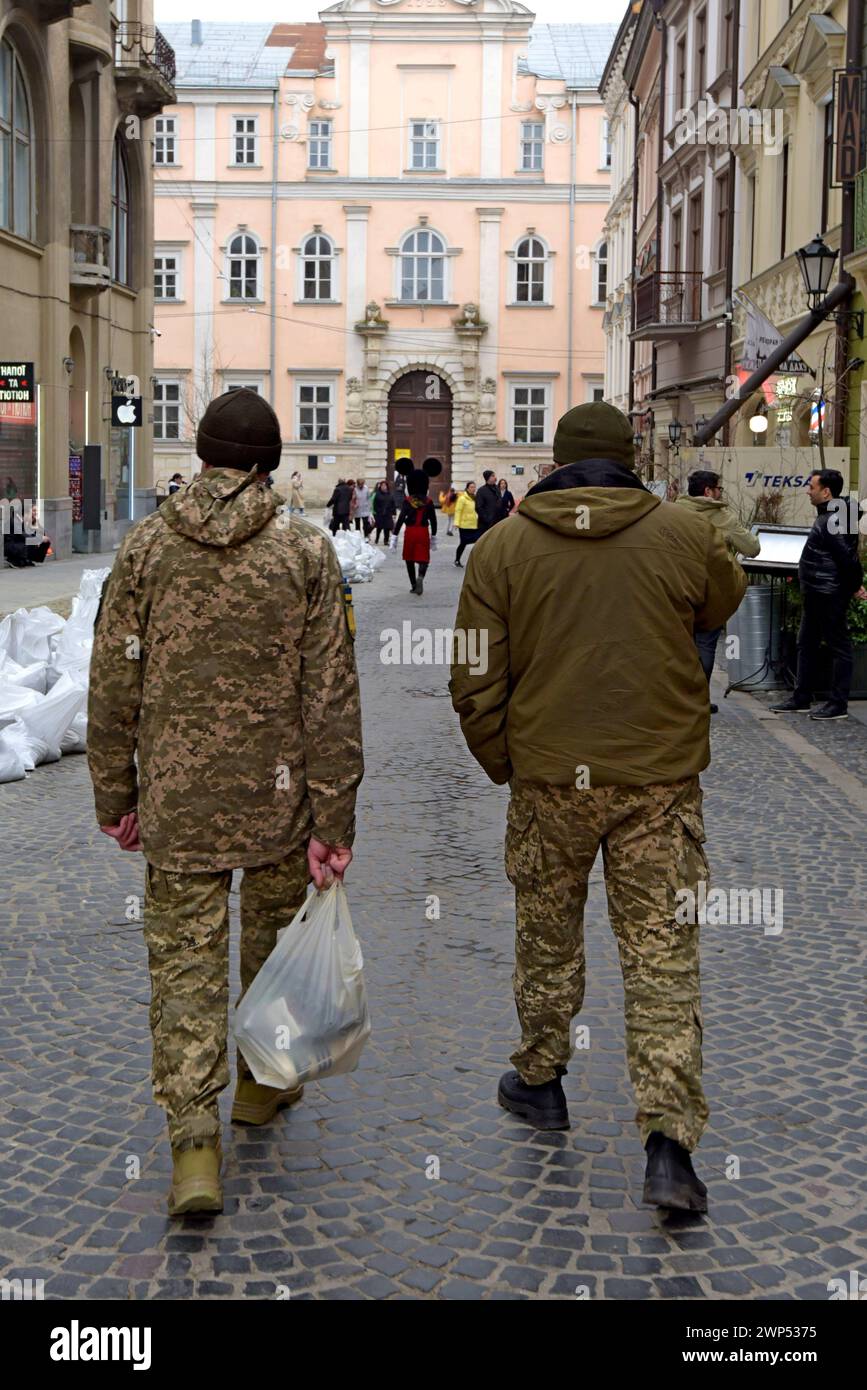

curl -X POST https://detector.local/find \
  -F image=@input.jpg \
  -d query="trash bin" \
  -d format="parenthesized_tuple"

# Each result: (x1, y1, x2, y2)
(725, 583, 786, 690)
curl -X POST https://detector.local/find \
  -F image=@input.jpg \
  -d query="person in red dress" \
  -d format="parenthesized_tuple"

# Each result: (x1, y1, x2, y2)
(391, 456, 442, 596)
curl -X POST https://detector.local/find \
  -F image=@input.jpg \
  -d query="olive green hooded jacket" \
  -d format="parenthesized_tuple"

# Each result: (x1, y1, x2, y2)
(674, 493, 761, 558)
(449, 460, 747, 788)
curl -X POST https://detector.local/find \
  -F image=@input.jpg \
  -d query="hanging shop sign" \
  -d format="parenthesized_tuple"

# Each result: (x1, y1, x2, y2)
(738, 295, 810, 376)
(111, 395, 143, 428)
(0, 362, 35, 403)
(833, 68, 866, 186)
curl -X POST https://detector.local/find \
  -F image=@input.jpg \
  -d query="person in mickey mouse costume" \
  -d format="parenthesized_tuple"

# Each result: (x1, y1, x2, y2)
(390, 456, 442, 596)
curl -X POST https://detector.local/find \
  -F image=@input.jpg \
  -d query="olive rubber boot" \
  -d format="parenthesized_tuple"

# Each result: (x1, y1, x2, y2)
(642, 1132, 708, 1213)
(231, 1079, 304, 1126)
(168, 1141, 223, 1217)
(497, 1068, 570, 1131)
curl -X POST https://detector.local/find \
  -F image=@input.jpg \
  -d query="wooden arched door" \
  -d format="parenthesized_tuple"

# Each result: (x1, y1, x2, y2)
(386, 371, 452, 495)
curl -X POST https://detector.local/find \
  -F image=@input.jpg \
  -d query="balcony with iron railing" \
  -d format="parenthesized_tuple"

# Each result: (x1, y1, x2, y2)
(632, 270, 705, 341)
(114, 22, 176, 118)
(856, 168, 867, 254)
(70, 225, 112, 294)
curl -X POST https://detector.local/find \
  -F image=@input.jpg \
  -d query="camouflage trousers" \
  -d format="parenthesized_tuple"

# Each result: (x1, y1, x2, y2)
(143, 848, 309, 1147)
(505, 776, 710, 1151)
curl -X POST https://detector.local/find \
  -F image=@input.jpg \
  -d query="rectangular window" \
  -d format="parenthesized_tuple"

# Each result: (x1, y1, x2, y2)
(721, 3, 734, 73)
(520, 121, 544, 172)
(232, 116, 257, 166)
(510, 383, 550, 445)
(308, 119, 332, 170)
(601, 117, 612, 169)
(671, 207, 683, 272)
(154, 380, 181, 441)
(695, 10, 707, 99)
(154, 252, 180, 300)
(297, 382, 333, 442)
(687, 190, 703, 318)
(820, 100, 833, 235)
(410, 119, 440, 170)
(225, 382, 261, 395)
(714, 170, 729, 272)
(154, 116, 177, 166)
(676, 36, 687, 113)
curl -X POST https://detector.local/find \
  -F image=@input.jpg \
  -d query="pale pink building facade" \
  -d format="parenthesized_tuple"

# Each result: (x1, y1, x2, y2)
(153, 2, 616, 499)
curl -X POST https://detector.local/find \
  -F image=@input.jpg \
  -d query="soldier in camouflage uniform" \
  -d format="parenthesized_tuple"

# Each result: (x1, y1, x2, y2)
(451, 402, 747, 1212)
(88, 389, 363, 1215)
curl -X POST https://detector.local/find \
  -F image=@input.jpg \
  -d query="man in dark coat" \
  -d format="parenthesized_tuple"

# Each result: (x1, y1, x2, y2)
(771, 469, 865, 721)
(326, 479, 353, 534)
(476, 470, 507, 533)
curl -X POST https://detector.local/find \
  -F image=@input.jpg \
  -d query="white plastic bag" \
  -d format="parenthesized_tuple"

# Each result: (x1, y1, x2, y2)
(0, 728, 27, 783)
(47, 566, 109, 688)
(60, 710, 88, 755)
(5, 606, 65, 666)
(234, 882, 371, 1090)
(0, 653, 47, 693)
(16, 671, 84, 765)
(0, 715, 47, 771)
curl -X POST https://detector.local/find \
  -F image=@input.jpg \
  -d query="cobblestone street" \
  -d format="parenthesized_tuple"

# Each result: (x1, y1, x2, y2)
(1, 530, 866, 1302)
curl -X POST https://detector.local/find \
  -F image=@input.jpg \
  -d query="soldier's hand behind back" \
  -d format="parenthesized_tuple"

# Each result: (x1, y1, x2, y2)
(99, 811, 142, 853)
(308, 836, 353, 889)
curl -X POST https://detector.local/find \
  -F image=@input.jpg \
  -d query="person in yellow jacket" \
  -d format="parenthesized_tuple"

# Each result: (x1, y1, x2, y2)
(453, 482, 479, 567)
(439, 486, 458, 536)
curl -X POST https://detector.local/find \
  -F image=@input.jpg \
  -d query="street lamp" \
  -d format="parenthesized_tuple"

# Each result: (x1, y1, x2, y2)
(633, 431, 643, 450)
(795, 234, 838, 310)
(749, 406, 768, 435)
(668, 419, 683, 451)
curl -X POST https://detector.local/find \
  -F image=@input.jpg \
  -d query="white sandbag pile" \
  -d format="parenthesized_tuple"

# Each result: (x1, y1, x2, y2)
(331, 529, 387, 583)
(0, 567, 110, 783)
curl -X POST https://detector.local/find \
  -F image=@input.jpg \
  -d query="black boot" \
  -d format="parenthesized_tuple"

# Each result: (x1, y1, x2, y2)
(643, 1132, 708, 1213)
(497, 1069, 569, 1131)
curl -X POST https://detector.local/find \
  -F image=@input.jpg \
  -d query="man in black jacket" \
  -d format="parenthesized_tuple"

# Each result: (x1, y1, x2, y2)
(326, 479, 353, 535)
(772, 469, 865, 721)
(476, 470, 507, 533)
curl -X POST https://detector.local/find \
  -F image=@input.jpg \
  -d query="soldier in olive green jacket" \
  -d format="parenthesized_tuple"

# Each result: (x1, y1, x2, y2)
(88, 389, 363, 1216)
(450, 402, 747, 1215)
(675, 469, 760, 691)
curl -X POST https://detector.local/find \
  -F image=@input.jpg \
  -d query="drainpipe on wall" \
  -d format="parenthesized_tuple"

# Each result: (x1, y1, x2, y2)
(628, 87, 640, 416)
(651, 5, 666, 398)
(567, 93, 577, 409)
(270, 85, 279, 409)
(722, 0, 741, 447)
(833, 0, 865, 447)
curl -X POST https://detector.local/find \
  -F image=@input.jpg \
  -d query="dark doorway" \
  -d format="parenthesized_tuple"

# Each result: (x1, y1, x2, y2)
(387, 371, 452, 496)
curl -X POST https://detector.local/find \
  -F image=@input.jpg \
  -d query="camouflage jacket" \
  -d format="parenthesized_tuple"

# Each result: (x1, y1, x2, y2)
(87, 467, 363, 872)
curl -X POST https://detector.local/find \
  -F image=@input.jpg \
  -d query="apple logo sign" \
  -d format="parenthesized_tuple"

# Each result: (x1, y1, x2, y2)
(117, 399, 137, 425)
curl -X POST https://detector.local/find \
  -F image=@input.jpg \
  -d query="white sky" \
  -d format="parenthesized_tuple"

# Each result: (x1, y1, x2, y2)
(155, 1, 627, 28)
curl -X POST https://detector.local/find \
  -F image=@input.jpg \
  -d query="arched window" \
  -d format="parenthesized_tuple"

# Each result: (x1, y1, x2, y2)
(400, 228, 446, 303)
(593, 241, 608, 305)
(301, 232, 334, 301)
(0, 38, 33, 240)
(514, 235, 550, 304)
(111, 136, 131, 284)
(227, 232, 260, 300)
